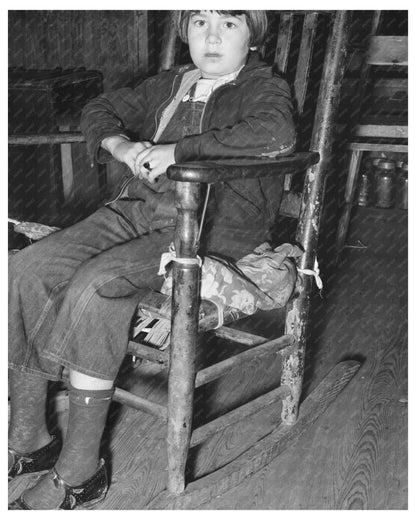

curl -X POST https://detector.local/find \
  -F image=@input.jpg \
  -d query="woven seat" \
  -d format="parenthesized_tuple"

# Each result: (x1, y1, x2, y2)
(127, 290, 288, 366)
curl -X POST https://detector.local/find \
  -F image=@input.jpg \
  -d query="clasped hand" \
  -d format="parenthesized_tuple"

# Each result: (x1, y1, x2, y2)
(110, 139, 176, 183)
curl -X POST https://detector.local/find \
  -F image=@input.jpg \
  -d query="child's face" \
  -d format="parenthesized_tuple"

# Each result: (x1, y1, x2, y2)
(187, 11, 251, 78)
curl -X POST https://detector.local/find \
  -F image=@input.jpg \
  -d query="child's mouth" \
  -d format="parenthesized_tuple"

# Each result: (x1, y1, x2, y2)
(205, 53, 221, 58)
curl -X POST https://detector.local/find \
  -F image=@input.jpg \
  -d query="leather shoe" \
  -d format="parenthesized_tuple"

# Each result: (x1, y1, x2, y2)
(9, 459, 108, 510)
(8, 435, 61, 480)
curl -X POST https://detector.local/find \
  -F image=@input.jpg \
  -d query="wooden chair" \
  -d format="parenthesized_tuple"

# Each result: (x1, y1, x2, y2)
(9, 11, 361, 509)
(335, 11, 408, 259)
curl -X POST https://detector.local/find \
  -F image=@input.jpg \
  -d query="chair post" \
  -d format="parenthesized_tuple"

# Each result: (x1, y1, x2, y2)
(335, 149, 364, 259)
(281, 11, 351, 425)
(166, 180, 201, 495)
(158, 11, 179, 72)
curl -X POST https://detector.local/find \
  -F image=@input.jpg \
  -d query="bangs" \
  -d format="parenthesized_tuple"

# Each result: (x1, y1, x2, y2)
(176, 10, 268, 48)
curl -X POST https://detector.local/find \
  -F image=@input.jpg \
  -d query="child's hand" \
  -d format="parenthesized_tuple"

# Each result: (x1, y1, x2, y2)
(135, 144, 177, 183)
(101, 136, 152, 174)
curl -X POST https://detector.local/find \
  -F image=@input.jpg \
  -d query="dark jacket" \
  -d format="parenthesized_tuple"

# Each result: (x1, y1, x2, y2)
(80, 53, 296, 241)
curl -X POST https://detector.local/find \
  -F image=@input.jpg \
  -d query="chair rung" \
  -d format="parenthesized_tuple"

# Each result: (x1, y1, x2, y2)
(113, 387, 167, 420)
(190, 384, 291, 448)
(195, 334, 295, 388)
(348, 142, 408, 153)
(127, 340, 168, 365)
(213, 326, 268, 346)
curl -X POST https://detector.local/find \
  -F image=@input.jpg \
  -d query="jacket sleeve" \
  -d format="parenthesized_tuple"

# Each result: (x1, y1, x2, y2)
(80, 78, 154, 164)
(175, 74, 296, 162)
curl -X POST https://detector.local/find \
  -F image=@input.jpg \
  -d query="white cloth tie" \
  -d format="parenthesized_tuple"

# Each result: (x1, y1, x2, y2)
(297, 257, 323, 291)
(158, 243, 202, 276)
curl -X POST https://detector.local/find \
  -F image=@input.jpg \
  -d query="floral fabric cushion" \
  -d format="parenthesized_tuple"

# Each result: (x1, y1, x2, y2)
(236, 242, 303, 310)
(161, 242, 303, 315)
(199, 255, 273, 315)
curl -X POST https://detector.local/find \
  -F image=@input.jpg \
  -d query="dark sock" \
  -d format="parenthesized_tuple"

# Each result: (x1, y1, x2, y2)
(22, 384, 113, 509)
(56, 385, 114, 483)
(8, 369, 52, 460)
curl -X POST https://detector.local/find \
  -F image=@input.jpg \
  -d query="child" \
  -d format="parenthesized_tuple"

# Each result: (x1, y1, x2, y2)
(8, 10, 296, 509)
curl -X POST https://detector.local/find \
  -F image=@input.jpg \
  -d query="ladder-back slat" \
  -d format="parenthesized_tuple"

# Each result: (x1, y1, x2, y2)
(136, 11, 149, 76)
(158, 12, 179, 72)
(366, 36, 408, 66)
(274, 13, 294, 74)
(293, 12, 319, 116)
(371, 10, 382, 34)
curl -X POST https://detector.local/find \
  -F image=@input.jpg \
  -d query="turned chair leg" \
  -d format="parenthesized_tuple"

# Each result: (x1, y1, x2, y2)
(166, 180, 201, 495)
(336, 149, 363, 261)
(166, 263, 199, 494)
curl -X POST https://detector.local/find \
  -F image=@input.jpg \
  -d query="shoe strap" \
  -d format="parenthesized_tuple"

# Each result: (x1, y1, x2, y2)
(50, 459, 105, 509)
(8, 435, 58, 478)
(51, 466, 73, 491)
(8, 448, 34, 477)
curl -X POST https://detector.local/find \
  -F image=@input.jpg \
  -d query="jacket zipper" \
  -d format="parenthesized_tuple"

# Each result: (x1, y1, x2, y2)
(150, 74, 179, 142)
(104, 175, 138, 206)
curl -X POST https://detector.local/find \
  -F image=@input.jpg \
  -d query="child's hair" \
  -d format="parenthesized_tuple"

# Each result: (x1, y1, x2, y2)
(176, 10, 268, 49)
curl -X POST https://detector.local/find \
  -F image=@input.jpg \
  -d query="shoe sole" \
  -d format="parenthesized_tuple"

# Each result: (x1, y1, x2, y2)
(77, 489, 108, 510)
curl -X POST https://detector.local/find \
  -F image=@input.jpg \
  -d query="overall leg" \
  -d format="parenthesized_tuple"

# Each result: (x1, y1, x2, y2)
(42, 228, 173, 379)
(11, 228, 173, 509)
(9, 206, 143, 379)
(7, 371, 59, 479)
(8, 206, 143, 478)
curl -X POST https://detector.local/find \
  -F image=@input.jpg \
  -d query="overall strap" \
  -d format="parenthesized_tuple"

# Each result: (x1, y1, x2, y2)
(153, 69, 201, 143)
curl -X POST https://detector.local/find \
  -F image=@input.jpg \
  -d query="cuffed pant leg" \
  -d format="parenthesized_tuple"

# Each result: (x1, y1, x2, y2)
(8, 207, 142, 379)
(42, 229, 174, 380)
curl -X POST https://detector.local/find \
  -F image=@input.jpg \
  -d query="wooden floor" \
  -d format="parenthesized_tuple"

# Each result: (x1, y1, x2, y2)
(8, 205, 408, 510)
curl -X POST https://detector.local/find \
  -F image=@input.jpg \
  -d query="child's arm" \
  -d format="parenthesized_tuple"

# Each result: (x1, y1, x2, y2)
(101, 136, 152, 177)
(80, 88, 146, 166)
(174, 74, 296, 162)
(80, 73, 165, 167)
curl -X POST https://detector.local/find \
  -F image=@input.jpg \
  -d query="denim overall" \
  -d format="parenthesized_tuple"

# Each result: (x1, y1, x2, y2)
(9, 89, 269, 381)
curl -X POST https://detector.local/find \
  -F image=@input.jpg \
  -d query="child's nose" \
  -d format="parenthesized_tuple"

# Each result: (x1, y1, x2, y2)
(206, 27, 221, 44)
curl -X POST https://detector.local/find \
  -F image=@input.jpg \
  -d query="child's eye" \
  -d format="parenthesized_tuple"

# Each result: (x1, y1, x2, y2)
(224, 21, 237, 29)
(193, 19, 206, 27)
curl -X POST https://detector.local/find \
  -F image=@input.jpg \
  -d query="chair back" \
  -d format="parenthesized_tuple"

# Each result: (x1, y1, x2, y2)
(265, 11, 351, 264)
